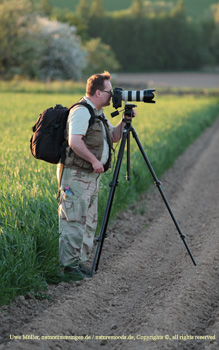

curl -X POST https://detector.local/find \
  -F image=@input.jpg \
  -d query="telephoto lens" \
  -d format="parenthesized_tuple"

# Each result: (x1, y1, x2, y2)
(121, 89, 155, 103)
(112, 87, 155, 109)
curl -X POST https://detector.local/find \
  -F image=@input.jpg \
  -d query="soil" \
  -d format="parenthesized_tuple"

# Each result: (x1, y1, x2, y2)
(0, 101, 219, 349)
(114, 72, 219, 89)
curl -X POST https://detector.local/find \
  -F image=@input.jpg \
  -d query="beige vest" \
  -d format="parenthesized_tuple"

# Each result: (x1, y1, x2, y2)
(64, 108, 113, 173)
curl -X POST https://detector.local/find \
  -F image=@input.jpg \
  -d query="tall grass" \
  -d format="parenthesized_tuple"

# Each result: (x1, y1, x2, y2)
(0, 90, 219, 305)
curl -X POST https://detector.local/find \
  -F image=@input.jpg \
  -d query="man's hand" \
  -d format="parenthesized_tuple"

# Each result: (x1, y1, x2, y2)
(92, 159, 104, 173)
(124, 108, 137, 119)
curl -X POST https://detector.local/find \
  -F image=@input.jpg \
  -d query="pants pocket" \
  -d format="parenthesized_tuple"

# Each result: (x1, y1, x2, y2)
(59, 193, 81, 222)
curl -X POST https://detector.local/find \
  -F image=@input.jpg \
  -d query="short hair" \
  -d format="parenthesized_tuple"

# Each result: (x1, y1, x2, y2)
(86, 71, 111, 96)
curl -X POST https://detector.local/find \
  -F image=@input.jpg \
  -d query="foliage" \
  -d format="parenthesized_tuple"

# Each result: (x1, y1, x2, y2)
(89, 0, 105, 17)
(36, 17, 87, 81)
(87, 9, 215, 71)
(40, 0, 53, 16)
(0, 0, 88, 80)
(0, 87, 219, 305)
(48, 0, 219, 20)
(76, 0, 90, 22)
(209, 3, 219, 63)
(51, 0, 219, 72)
(0, 0, 40, 78)
(83, 38, 120, 76)
(214, 3, 219, 23)
(210, 26, 219, 63)
(0, 0, 121, 80)
(51, 7, 89, 41)
(130, 0, 145, 17)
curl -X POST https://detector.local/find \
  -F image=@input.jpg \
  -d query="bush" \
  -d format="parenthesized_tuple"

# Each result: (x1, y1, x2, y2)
(36, 17, 87, 81)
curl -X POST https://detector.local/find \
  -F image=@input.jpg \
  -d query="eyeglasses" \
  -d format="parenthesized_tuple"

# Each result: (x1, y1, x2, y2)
(101, 90, 113, 95)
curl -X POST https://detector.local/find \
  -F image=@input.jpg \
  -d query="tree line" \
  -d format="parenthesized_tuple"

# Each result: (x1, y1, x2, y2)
(0, 0, 219, 80)
(75, 0, 219, 72)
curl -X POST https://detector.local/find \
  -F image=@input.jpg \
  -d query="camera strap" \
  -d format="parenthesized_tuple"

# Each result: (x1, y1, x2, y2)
(98, 114, 114, 172)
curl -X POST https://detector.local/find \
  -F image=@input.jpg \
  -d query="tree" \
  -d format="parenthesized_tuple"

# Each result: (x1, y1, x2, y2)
(0, 0, 41, 78)
(130, 0, 144, 17)
(83, 37, 120, 76)
(76, 0, 90, 19)
(90, 0, 105, 17)
(214, 2, 219, 23)
(209, 3, 219, 63)
(170, 0, 185, 22)
(40, 0, 53, 16)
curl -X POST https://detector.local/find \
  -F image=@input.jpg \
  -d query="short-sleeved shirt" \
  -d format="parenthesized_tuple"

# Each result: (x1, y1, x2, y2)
(68, 97, 114, 165)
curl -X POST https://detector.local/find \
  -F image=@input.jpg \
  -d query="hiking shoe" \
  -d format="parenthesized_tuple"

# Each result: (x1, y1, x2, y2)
(64, 265, 85, 280)
(79, 263, 91, 277)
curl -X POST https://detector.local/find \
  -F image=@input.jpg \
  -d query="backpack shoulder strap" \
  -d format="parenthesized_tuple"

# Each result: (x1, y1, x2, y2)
(68, 101, 95, 128)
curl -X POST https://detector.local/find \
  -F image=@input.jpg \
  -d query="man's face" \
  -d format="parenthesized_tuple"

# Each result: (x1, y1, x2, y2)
(100, 80, 113, 107)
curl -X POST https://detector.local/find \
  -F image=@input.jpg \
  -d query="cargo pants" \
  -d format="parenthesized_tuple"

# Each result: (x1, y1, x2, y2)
(58, 168, 100, 267)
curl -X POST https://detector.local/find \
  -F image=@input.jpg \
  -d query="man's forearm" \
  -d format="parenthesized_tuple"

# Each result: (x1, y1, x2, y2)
(112, 119, 124, 143)
(69, 134, 104, 173)
(112, 110, 137, 143)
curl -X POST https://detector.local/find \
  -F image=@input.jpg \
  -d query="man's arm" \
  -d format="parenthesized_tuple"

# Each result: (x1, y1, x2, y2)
(69, 134, 104, 173)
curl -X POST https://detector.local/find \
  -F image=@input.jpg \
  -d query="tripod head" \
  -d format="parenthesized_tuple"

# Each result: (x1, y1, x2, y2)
(111, 103, 137, 119)
(123, 103, 137, 125)
(124, 103, 137, 117)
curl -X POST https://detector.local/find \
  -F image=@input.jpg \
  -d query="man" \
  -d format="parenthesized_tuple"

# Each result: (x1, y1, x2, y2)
(58, 71, 135, 279)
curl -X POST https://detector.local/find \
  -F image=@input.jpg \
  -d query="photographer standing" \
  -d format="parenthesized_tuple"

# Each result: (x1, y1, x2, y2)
(58, 71, 136, 279)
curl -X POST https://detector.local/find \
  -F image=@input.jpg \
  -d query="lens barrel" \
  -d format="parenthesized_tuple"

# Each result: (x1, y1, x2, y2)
(121, 89, 155, 103)
(112, 87, 155, 109)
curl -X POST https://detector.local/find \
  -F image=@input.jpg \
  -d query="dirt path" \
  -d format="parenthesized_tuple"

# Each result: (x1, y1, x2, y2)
(114, 72, 219, 88)
(1, 117, 219, 350)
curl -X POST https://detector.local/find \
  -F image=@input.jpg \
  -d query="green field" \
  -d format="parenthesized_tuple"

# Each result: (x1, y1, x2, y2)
(48, 0, 218, 19)
(0, 85, 219, 305)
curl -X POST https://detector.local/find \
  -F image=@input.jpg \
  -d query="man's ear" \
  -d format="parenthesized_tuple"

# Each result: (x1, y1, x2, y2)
(96, 89, 101, 98)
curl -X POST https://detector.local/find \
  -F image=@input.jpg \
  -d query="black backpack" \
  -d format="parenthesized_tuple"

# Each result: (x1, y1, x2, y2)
(30, 101, 95, 165)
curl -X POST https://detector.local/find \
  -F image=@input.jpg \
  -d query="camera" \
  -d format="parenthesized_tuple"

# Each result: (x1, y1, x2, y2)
(112, 87, 156, 109)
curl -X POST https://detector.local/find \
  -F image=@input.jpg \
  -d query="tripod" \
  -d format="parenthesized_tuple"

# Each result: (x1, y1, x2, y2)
(90, 104, 196, 277)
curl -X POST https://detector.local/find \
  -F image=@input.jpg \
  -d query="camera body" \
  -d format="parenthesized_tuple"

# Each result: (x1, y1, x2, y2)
(112, 87, 156, 109)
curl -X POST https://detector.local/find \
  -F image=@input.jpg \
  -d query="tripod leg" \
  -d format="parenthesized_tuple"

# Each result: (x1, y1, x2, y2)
(131, 126, 197, 266)
(126, 131, 131, 181)
(90, 128, 130, 276)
